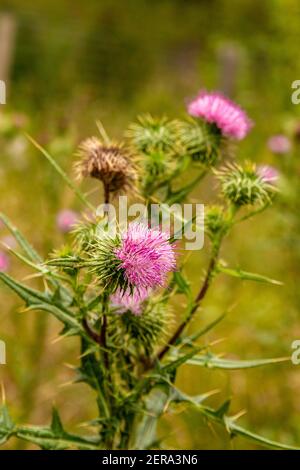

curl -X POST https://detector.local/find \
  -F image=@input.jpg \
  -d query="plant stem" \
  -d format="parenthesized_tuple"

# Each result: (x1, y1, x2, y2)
(156, 241, 221, 364)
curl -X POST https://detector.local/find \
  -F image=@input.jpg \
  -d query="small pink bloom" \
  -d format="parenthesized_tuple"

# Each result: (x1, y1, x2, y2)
(188, 91, 252, 140)
(0, 251, 9, 272)
(257, 165, 279, 184)
(115, 223, 176, 289)
(56, 209, 79, 233)
(110, 287, 150, 316)
(267, 135, 291, 154)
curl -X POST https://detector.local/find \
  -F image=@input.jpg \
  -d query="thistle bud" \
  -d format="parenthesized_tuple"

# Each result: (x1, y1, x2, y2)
(216, 163, 277, 206)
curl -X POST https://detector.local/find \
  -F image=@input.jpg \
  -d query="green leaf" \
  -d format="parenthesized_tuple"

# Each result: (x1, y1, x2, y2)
(26, 134, 95, 211)
(215, 399, 231, 419)
(0, 272, 84, 335)
(218, 265, 283, 286)
(131, 388, 169, 450)
(181, 312, 226, 344)
(172, 271, 192, 299)
(0, 213, 42, 263)
(186, 353, 288, 369)
(51, 408, 64, 435)
(15, 425, 102, 450)
(226, 417, 300, 450)
(77, 340, 110, 419)
(193, 402, 300, 450)
(0, 405, 15, 445)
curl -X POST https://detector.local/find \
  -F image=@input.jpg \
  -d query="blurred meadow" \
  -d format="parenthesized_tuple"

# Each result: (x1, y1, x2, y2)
(1, 0, 300, 449)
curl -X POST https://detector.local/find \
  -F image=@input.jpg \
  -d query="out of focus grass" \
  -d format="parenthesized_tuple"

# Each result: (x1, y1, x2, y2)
(1, 0, 300, 449)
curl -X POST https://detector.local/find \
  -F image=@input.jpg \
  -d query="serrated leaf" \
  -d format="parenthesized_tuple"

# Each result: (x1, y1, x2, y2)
(0, 272, 84, 335)
(15, 425, 102, 450)
(186, 353, 288, 369)
(0, 213, 42, 263)
(0, 405, 15, 445)
(218, 265, 282, 285)
(225, 416, 300, 450)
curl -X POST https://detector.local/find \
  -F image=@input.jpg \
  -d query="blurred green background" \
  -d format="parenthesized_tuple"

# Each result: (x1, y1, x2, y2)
(1, 0, 300, 449)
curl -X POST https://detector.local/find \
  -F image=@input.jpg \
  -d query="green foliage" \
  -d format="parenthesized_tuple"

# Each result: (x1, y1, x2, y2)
(0, 122, 295, 451)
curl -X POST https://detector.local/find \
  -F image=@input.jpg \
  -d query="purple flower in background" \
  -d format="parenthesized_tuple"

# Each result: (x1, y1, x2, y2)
(257, 165, 279, 184)
(267, 135, 291, 154)
(115, 223, 176, 289)
(0, 251, 9, 272)
(56, 209, 79, 233)
(110, 287, 150, 316)
(188, 91, 252, 140)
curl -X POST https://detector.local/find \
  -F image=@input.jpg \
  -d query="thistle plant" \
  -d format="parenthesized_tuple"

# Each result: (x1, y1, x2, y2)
(0, 91, 297, 450)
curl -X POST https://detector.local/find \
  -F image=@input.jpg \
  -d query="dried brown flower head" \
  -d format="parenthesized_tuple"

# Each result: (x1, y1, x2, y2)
(74, 137, 137, 197)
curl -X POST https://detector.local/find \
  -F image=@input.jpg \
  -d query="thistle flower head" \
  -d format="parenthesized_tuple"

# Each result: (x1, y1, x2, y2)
(115, 223, 176, 289)
(267, 135, 291, 154)
(74, 137, 137, 195)
(188, 91, 252, 140)
(257, 165, 279, 184)
(86, 223, 176, 292)
(110, 286, 150, 316)
(216, 163, 276, 206)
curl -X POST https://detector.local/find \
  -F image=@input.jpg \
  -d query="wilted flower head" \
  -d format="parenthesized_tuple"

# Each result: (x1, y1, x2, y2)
(216, 163, 277, 206)
(257, 165, 279, 184)
(86, 222, 176, 292)
(188, 91, 252, 140)
(75, 137, 137, 195)
(0, 251, 9, 272)
(115, 223, 176, 289)
(267, 135, 291, 154)
(110, 286, 150, 316)
(57, 209, 79, 233)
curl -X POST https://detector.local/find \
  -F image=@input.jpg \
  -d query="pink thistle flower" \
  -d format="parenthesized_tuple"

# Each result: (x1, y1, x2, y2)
(267, 135, 291, 154)
(110, 287, 150, 316)
(188, 91, 252, 140)
(115, 223, 176, 289)
(257, 165, 279, 184)
(0, 251, 9, 272)
(56, 209, 79, 233)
